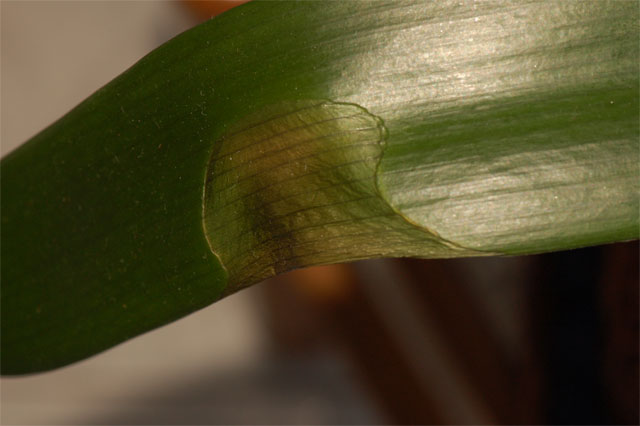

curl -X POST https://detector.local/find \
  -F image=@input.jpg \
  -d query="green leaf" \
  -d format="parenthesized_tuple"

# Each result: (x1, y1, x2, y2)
(2, 0, 638, 374)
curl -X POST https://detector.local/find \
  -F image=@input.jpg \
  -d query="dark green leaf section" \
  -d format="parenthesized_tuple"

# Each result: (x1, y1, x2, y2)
(2, 1, 638, 374)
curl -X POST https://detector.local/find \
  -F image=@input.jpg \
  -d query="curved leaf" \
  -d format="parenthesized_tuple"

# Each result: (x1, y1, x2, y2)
(1, 0, 638, 374)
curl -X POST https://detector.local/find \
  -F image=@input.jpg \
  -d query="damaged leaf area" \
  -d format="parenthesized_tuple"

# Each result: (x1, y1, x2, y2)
(203, 101, 478, 292)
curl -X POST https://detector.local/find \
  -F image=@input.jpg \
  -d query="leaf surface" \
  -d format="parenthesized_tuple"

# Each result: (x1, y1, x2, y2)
(1, 0, 638, 374)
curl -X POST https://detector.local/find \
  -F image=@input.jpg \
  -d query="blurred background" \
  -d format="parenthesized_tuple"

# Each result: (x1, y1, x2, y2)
(1, 1, 638, 424)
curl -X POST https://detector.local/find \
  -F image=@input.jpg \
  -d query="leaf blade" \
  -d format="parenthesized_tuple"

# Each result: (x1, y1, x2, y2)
(1, 0, 638, 374)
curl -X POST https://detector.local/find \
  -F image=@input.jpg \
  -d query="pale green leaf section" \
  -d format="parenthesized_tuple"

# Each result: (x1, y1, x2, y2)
(368, 1, 639, 254)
